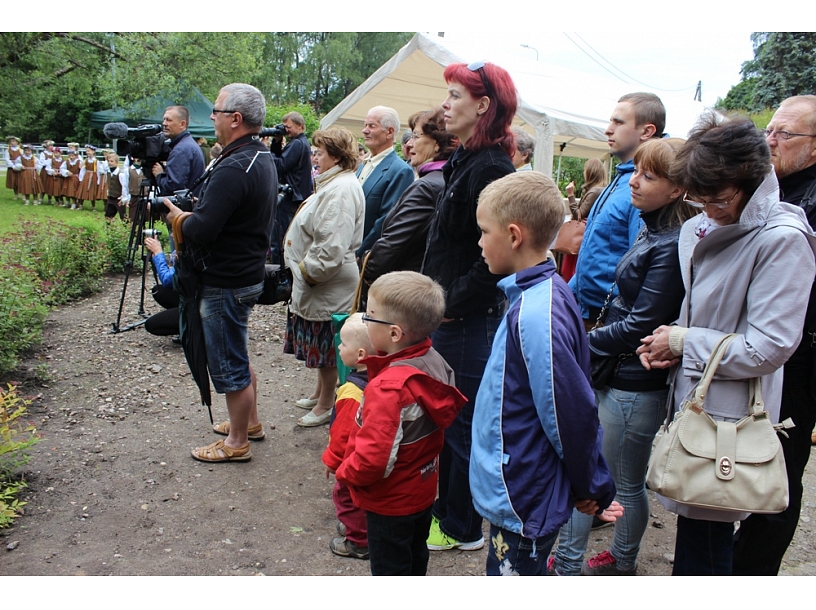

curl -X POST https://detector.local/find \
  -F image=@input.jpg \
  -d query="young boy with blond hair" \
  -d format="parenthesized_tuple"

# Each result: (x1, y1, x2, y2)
(322, 313, 374, 560)
(470, 171, 620, 576)
(335, 271, 466, 575)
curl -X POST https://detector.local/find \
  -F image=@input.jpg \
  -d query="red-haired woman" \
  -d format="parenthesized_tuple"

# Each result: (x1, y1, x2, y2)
(421, 62, 517, 553)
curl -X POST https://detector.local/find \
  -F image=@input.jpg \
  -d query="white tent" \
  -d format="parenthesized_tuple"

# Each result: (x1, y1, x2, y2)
(320, 32, 716, 177)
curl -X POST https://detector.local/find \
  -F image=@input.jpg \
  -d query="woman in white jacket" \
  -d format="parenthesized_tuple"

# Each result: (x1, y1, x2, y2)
(638, 116, 816, 575)
(283, 126, 365, 427)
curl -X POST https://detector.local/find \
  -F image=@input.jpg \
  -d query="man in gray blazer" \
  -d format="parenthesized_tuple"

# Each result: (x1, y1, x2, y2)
(356, 106, 415, 261)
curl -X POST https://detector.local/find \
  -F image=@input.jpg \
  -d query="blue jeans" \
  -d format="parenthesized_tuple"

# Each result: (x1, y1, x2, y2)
(367, 506, 433, 576)
(673, 516, 734, 576)
(554, 386, 667, 574)
(199, 281, 263, 394)
(431, 312, 500, 543)
(486, 525, 558, 576)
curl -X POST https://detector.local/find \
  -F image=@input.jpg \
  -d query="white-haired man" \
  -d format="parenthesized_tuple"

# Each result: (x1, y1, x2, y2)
(356, 106, 415, 262)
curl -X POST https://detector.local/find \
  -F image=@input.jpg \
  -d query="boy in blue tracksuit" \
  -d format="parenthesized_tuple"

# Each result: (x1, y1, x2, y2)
(470, 171, 620, 576)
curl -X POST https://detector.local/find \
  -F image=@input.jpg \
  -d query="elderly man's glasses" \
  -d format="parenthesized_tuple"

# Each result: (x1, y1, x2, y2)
(683, 189, 741, 210)
(467, 61, 495, 100)
(764, 128, 816, 141)
(212, 108, 236, 115)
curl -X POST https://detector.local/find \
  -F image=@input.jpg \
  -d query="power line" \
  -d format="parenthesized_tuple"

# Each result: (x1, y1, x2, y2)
(565, 32, 696, 93)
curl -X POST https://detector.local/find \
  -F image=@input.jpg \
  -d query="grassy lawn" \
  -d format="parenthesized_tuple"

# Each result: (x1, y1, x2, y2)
(0, 170, 108, 233)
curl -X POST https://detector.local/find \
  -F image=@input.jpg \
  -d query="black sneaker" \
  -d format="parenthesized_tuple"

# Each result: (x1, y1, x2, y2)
(329, 536, 369, 560)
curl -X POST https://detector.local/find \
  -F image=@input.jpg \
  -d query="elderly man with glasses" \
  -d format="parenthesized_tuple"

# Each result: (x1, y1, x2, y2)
(732, 95, 816, 576)
(164, 84, 277, 463)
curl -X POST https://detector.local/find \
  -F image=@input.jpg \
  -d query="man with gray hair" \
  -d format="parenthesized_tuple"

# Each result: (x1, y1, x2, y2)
(164, 83, 277, 463)
(356, 105, 415, 261)
(732, 94, 816, 575)
(511, 126, 535, 171)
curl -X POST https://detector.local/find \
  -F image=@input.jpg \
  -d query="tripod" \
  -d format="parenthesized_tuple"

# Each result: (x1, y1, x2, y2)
(111, 179, 161, 333)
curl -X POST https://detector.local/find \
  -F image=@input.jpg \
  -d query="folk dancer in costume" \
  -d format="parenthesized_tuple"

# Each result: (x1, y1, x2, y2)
(61, 148, 83, 209)
(104, 152, 129, 221)
(78, 145, 106, 210)
(18, 144, 44, 205)
(44, 147, 66, 206)
(97, 148, 111, 205)
(124, 157, 143, 223)
(4, 136, 23, 200)
(39, 140, 56, 204)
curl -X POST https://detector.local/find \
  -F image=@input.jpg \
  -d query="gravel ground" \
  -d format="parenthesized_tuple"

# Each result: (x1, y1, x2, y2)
(2, 274, 816, 577)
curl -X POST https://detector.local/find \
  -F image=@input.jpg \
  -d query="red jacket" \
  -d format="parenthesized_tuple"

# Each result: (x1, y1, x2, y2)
(322, 370, 367, 472)
(335, 338, 466, 516)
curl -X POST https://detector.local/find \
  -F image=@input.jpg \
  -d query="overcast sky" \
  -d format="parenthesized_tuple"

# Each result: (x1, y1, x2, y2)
(439, 32, 755, 107)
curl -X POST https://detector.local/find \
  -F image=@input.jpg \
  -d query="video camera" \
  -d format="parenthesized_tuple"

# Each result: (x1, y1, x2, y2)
(102, 122, 170, 173)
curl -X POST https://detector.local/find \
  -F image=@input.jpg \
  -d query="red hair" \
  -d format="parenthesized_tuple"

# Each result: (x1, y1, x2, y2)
(443, 62, 517, 156)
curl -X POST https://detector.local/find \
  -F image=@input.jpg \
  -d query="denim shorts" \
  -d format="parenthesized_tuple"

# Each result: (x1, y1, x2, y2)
(199, 281, 263, 394)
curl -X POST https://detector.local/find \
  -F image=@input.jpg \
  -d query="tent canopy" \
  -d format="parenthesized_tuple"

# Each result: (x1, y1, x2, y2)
(90, 87, 215, 139)
(321, 33, 716, 176)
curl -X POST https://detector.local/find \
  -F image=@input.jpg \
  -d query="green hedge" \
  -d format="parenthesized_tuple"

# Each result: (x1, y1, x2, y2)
(0, 218, 129, 376)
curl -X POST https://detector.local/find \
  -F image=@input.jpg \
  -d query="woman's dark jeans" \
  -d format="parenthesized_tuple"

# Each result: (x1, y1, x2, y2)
(431, 311, 500, 543)
(672, 515, 734, 576)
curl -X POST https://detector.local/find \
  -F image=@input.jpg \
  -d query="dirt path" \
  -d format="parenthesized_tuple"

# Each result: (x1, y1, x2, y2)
(2, 275, 816, 576)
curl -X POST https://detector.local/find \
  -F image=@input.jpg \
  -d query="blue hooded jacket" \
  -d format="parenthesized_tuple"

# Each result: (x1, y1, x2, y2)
(569, 160, 642, 319)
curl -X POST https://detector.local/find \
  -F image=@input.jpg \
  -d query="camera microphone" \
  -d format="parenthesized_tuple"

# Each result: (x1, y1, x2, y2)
(103, 123, 165, 139)
(103, 122, 131, 139)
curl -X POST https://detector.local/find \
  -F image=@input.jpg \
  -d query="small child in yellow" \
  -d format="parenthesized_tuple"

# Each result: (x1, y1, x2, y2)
(322, 313, 374, 560)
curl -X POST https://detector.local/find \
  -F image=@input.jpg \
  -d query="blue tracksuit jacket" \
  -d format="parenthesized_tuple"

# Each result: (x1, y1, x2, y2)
(470, 261, 616, 539)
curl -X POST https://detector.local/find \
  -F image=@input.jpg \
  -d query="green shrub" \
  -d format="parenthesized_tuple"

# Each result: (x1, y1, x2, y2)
(3, 220, 108, 306)
(103, 219, 132, 273)
(0, 265, 48, 374)
(0, 216, 122, 376)
(0, 384, 39, 529)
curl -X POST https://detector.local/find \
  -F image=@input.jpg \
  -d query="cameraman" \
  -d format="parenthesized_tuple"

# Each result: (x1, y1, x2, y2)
(269, 112, 313, 264)
(152, 106, 205, 201)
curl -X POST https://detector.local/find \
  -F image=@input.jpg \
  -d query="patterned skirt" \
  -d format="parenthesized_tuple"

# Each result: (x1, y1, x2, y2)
(283, 309, 336, 369)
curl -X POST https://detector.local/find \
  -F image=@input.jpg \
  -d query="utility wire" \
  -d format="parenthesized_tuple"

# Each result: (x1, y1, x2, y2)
(565, 32, 696, 93)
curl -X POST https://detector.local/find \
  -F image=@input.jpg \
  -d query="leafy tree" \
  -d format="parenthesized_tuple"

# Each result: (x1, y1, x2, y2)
(718, 32, 816, 114)
(0, 32, 414, 141)
(744, 32, 816, 110)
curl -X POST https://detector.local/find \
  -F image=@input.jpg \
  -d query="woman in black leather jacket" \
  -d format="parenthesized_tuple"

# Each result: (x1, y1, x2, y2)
(553, 138, 698, 576)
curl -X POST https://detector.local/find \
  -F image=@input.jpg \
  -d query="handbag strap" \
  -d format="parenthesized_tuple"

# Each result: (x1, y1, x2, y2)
(690, 333, 763, 417)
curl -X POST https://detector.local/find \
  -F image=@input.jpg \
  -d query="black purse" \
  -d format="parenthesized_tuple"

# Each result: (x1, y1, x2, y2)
(587, 281, 630, 390)
(257, 264, 292, 305)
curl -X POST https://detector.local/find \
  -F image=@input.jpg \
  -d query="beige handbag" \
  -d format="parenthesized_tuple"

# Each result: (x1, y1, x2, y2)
(645, 334, 790, 514)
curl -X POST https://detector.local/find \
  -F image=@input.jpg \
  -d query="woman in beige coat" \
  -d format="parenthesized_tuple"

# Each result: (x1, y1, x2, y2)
(283, 127, 365, 427)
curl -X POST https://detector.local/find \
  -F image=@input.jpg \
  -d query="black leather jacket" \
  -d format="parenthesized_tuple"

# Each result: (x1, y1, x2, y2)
(589, 208, 686, 391)
(422, 144, 515, 319)
(364, 164, 444, 283)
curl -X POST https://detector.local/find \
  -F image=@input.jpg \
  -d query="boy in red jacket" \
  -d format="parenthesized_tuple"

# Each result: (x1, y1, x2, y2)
(335, 271, 466, 575)
(322, 313, 374, 560)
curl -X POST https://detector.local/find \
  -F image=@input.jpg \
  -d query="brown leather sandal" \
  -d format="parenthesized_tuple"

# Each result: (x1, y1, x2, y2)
(191, 439, 251, 462)
(212, 420, 265, 441)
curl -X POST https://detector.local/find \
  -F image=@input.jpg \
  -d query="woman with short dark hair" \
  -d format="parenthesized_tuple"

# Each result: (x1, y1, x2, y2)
(638, 115, 816, 575)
